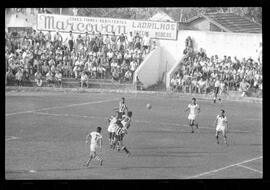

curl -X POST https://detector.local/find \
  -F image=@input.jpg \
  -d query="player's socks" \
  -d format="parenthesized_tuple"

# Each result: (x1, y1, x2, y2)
(216, 136, 219, 144)
(196, 123, 199, 129)
(86, 158, 92, 167)
(224, 137, 228, 145)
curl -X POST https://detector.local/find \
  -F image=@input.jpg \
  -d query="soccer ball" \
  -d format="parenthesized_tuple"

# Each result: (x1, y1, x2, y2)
(146, 103, 152, 110)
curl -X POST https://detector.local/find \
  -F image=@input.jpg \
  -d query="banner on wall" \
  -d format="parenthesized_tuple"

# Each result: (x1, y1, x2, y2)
(37, 14, 178, 40)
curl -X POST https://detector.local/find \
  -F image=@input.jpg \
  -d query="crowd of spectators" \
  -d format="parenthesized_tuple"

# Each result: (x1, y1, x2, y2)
(170, 36, 262, 97)
(5, 29, 157, 87)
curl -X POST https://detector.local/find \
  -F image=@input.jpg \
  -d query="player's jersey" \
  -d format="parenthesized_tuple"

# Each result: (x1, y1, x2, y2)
(90, 131, 102, 146)
(119, 102, 128, 113)
(121, 115, 131, 129)
(217, 115, 227, 127)
(188, 104, 200, 115)
(114, 125, 127, 136)
(109, 116, 118, 125)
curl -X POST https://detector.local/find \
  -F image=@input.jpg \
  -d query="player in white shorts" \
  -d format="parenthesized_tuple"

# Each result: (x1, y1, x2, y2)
(214, 109, 228, 145)
(85, 126, 103, 167)
(121, 111, 132, 130)
(108, 111, 121, 149)
(185, 97, 200, 133)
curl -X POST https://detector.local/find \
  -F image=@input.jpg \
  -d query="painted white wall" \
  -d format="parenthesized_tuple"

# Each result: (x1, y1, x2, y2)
(134, 47, 161, 88)
(134, 44, 182, 88)
(175, 30, 262, 60)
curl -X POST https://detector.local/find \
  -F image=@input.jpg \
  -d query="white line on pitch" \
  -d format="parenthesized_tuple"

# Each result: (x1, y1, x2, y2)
(6, 96, 135, 117)
(35, 112, 106, 120)
(33, 112, 253, 133)
(6, 136, 20, 141)
(185, 156, 262, 179)
(236, 164, 263, 174)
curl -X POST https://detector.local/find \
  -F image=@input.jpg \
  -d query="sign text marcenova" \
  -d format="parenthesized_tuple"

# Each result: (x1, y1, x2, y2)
(37, 14, 177, 40)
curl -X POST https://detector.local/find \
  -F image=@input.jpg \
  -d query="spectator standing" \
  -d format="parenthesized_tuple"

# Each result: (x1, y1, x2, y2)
(142, 32, 151, 54)
(134, 33, 141, 50)
(34, 70, 43, 87)
(80, 71, 88, 88)
(54, 31, 63, 48)
(65, 31, 74, 51)
(127, 32, 134, 49)
(239, 79, 250, 97)
(55, 70, 62, 87)
(46, 70, 54, 87)
(15, 68, 23, 87)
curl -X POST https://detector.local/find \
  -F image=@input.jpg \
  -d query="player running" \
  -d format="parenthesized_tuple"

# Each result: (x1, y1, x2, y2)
(84, 127, 103, 167)
(112, 120, 131, 157)
(185, 97, 200, 133)
(114, 97, 128, 117)
(214, 109, 228, 145)
(108, 111, 122, 149)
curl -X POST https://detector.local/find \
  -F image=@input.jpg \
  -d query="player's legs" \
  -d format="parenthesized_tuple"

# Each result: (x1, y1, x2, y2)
(86, 151, 96, 167)
(108, 132, 113, 148)
(222, 129, 228, 145)
(112, 134, 118, 150)
(94, 154, 103, 166)
(215, 130, 220, 144)
(188, 119, 194, 133)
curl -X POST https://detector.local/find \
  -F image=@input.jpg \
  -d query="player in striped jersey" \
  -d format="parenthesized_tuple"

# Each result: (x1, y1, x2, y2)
(107, 111, 122, 149)
(112, 120, 131, 156)
(121, 111, 132, 130)
(114, 97, 128, 117)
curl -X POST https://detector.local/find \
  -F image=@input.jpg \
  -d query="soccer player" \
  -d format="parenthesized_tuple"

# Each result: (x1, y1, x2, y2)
(114, 97, 128, 117)
(185, 97, 200, 133)
(214, 109, 228, 145)
(108, 111, 122, 149)
(121, 111, 132, 130)
(85, 127, 103, 167)
(112, 120, 131, 156)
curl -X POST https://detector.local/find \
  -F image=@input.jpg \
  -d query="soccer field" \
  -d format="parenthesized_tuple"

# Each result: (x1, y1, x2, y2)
(5, 91, 262, 179)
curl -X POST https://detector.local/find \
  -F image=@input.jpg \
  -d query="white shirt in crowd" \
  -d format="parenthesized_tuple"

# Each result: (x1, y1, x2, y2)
(214, 80, 220, 88)
(143, 36, 150, 46)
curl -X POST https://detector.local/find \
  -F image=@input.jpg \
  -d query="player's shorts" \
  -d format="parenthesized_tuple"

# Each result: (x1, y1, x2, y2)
(188, 114, 196, 120)
(90, 144, 97, 152)
(108, 124, 117, 133)
(216, 125, 227, 133)
(89, 150, 96, 158)
(114, 134, 123, 142)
